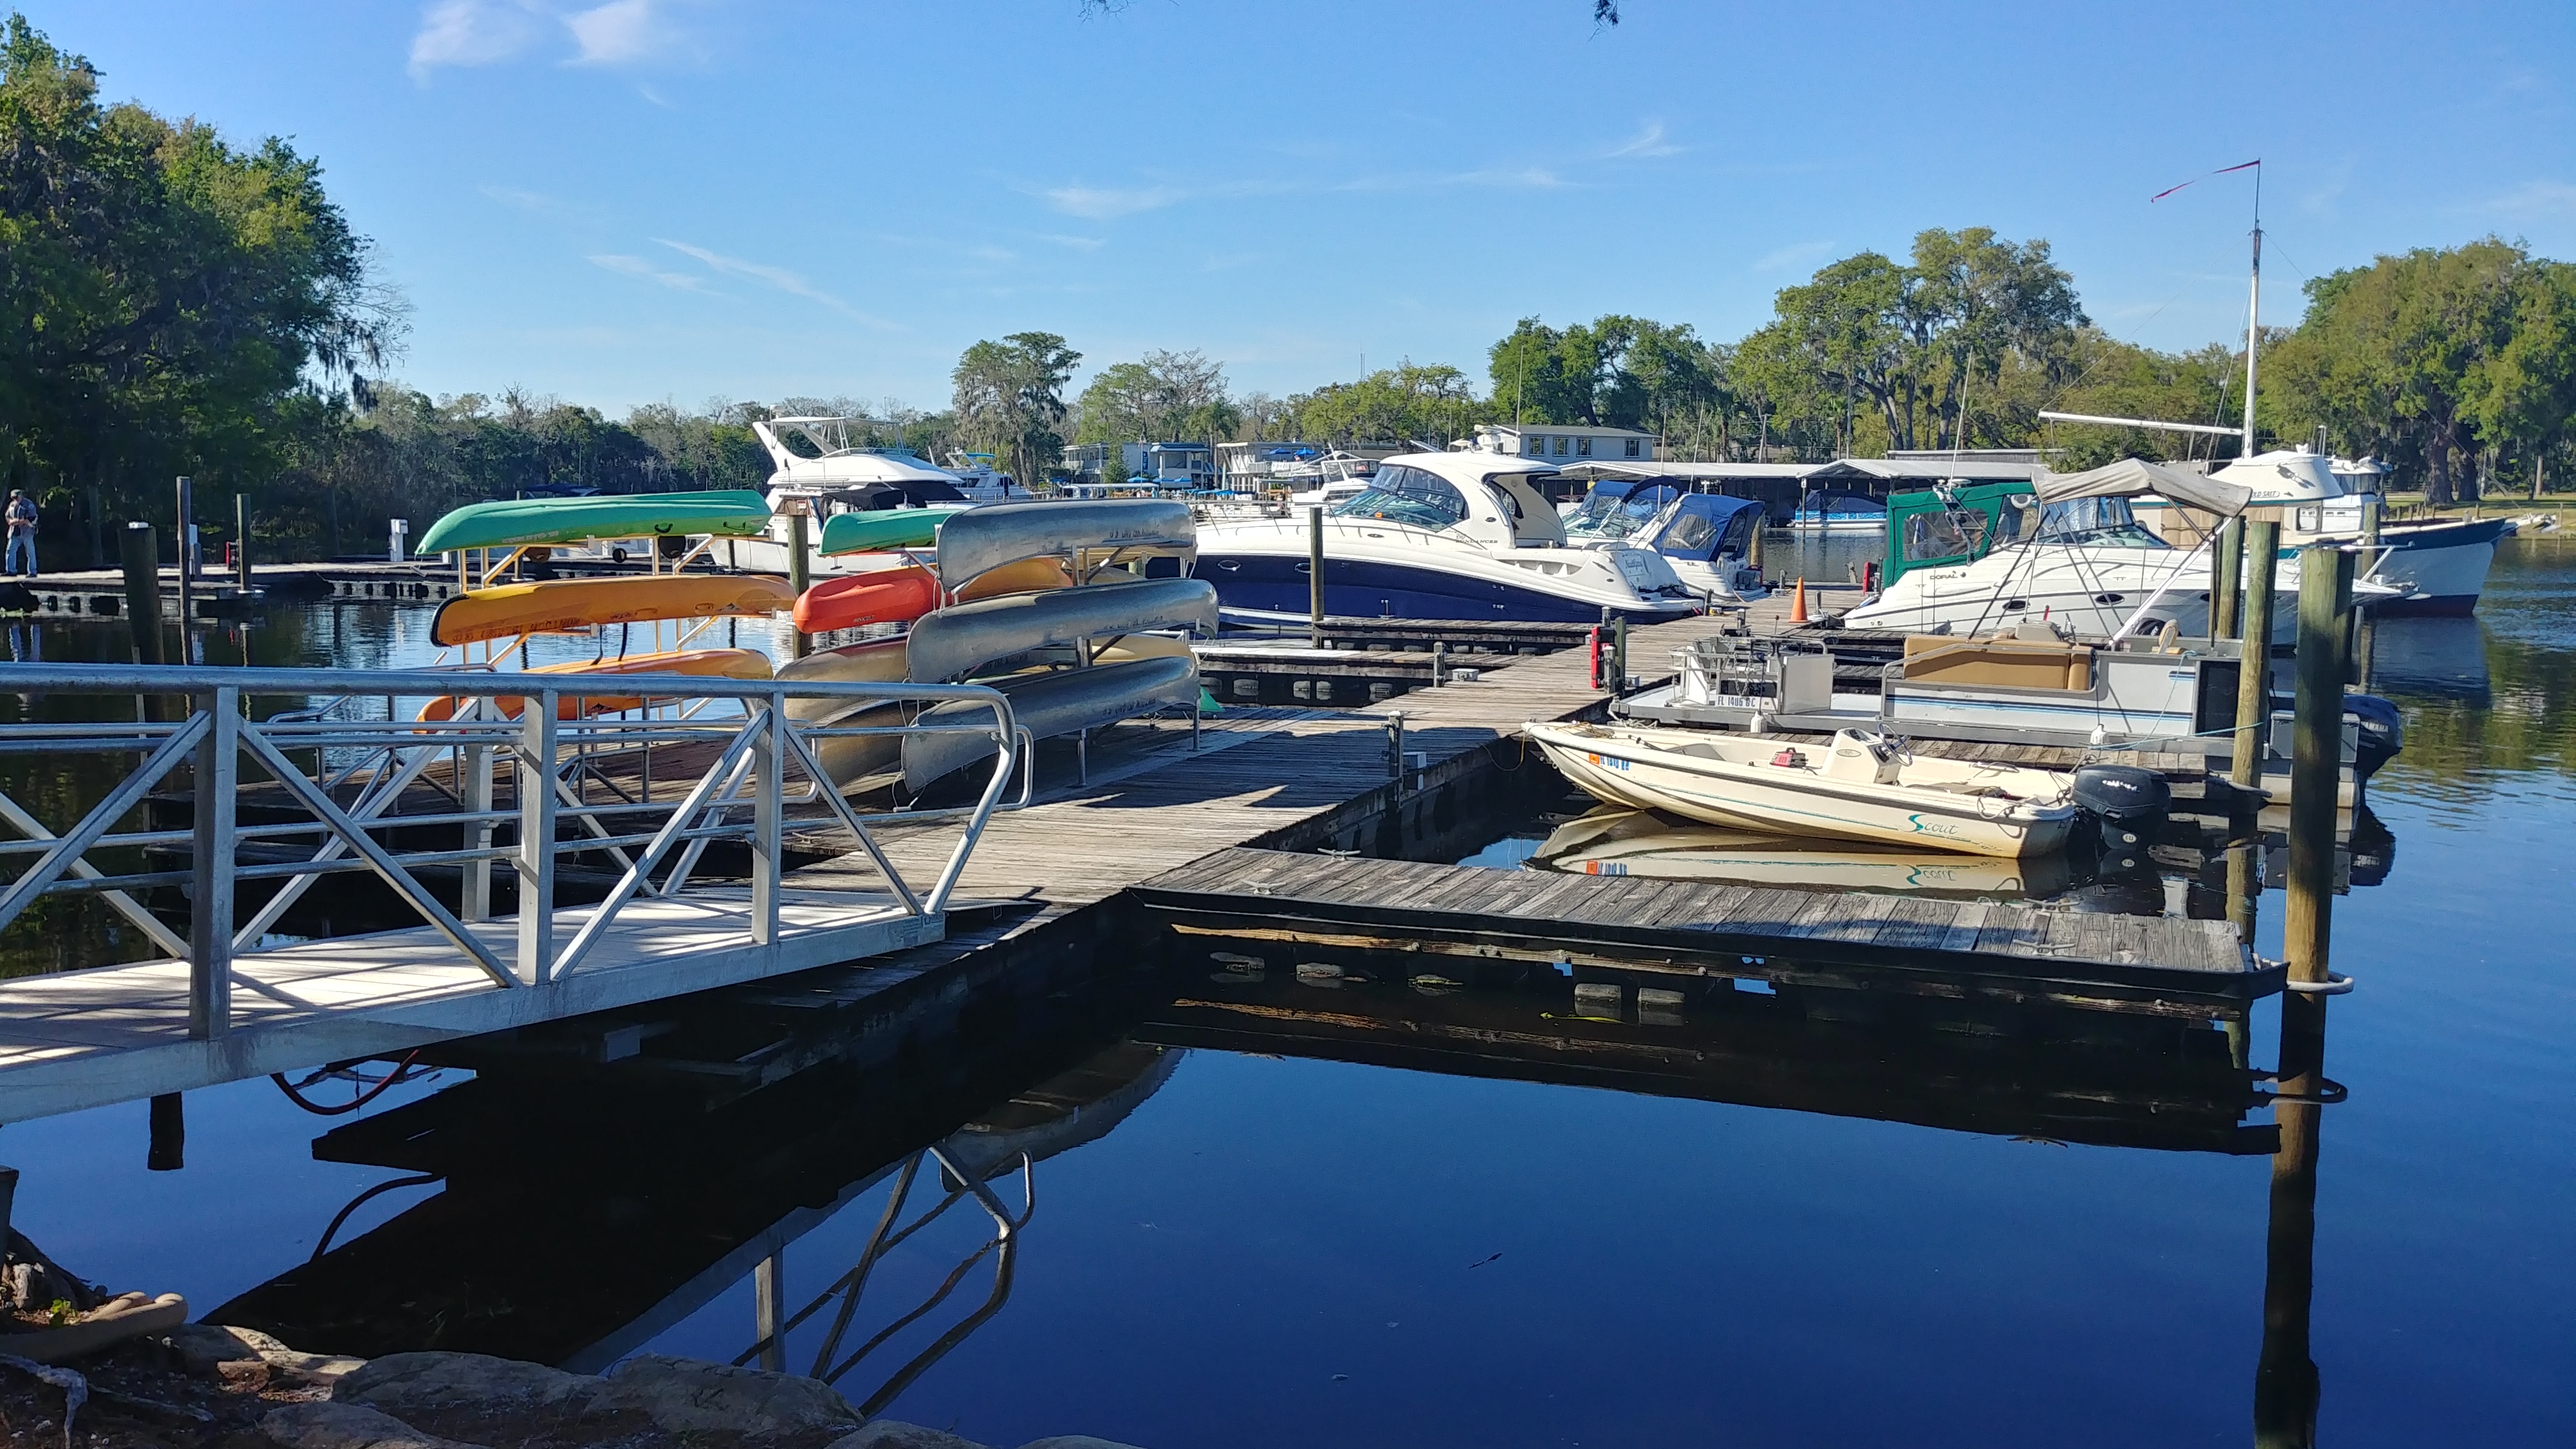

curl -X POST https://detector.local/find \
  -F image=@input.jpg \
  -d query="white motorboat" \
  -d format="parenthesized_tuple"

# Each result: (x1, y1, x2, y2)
(1561, 478, 1769, 603)
(1194, 451, 1700, 627)
(1845, 458, 2402, 641)
(728, 417, 988, 575)
(1521, 720, 2078, 858)
(2176, 448, 2510, 616)
(1528, 807, 2071, 899)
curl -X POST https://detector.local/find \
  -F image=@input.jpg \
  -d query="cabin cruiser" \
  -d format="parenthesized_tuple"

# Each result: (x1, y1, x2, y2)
(2151, 447, 2510, 616)
(1193, 451, 1699, 626)
(1844, 458, 2401, 641)
(729, 417, 983, 575)
(1560, 479, 1768, 602)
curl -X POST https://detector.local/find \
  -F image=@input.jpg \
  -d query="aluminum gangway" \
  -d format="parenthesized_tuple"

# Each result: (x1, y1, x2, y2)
(0, 663, 1025, 1123)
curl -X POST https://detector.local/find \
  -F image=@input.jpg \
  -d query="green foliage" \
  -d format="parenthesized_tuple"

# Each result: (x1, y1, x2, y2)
(2266, 238, 2576, 502)
(952, 332, 1081, 485)
(1074, 349, 1240, 443)
(1736, 228, 2084, 459)
(1279, 365, 1478, 448)
(0, 12, 402, 550)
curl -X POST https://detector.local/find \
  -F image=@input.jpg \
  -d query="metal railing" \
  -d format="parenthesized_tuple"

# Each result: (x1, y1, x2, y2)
(0, 664, 1023, 1039)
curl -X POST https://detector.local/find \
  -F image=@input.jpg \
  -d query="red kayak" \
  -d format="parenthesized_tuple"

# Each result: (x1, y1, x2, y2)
(794, 564, 942, 633)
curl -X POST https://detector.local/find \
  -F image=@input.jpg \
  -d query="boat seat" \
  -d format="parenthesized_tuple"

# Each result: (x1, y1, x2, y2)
(1900, 635, 2092, 692)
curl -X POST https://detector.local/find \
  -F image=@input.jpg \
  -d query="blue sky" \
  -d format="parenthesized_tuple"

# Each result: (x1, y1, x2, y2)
(33, 1, 2576, 415)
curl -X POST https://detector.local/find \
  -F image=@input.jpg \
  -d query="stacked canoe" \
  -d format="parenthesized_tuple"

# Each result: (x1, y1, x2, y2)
(786, 498, 1213, 790)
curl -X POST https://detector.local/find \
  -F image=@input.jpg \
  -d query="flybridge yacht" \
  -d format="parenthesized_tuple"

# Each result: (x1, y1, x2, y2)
(1843, 458, 2401, 641)
(1193, 451, 1699, 626)
(733, 416, 978, 576)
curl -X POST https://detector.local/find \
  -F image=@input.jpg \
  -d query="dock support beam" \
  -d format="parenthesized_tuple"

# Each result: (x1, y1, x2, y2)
(2211, 518, 2243, 642)
(188, 689, 239, 1040)
(517, 697, 559, 983)
(754, 1251, 785, 1373)
(752, 704, 781, 946)
(2229, 520, 2281, 789)
(235, 494, 253, 594)
(462, 713, 495, 923)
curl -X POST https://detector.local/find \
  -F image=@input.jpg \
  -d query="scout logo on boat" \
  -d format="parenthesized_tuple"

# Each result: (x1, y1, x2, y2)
(1907, 812, 1965, 840)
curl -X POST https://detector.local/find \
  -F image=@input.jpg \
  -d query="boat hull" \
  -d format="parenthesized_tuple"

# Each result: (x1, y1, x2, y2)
(1524, 722, 2074, 858)
(2361, 518, 2509, 616)
(793, 566, 941, 633)
(819, 507, 968, 556)
(1200, 548, 1695, 625)
(779, 638, 913, 785)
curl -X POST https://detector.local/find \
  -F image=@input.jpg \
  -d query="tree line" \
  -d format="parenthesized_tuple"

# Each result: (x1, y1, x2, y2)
(8, 11, 2571, 575)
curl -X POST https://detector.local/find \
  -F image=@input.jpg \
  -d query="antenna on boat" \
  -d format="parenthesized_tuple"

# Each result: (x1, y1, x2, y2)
(2151, 159, 2264, 459)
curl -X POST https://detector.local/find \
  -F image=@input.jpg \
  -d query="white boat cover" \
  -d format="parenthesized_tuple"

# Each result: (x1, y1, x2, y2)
(2035, 458, 2252, 516)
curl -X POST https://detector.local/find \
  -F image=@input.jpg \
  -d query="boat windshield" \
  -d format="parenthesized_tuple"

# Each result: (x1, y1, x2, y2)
(2032, 497, 2165, 548)
(1565, 487, 1669, 541)
(1329, 464, 1469, 529)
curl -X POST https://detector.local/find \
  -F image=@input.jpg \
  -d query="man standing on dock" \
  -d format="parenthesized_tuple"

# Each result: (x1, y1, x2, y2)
(4, 491, 36, 578)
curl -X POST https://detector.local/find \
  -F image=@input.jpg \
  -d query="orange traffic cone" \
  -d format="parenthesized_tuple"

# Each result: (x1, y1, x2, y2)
(1789, 577, 1808, 624)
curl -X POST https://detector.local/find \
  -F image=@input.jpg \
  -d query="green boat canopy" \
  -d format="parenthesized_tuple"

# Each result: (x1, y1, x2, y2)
(819, 506, 968, 557)
(416, 490, 773, 556)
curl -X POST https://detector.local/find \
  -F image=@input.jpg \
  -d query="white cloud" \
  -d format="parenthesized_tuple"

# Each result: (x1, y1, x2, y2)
(1606, 121, 1681, 159)
(588, 253, 718, 292)
(1045, 184, 1189, 220)
(2486, 180, 2576, 216)
(1753, 240, 1835, 272)
(409, 0, 544, 78)
(566, 0, 671, 66)
(653, 238, 891, 325)
(1036, 233, 1107, 251)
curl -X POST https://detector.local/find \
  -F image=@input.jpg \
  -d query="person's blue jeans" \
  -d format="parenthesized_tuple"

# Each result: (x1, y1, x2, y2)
(4, 534, 33, 577)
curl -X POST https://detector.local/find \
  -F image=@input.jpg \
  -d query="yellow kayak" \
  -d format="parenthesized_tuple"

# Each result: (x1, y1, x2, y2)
(433, 574, 798, 646)
(416, 648, 775, 721)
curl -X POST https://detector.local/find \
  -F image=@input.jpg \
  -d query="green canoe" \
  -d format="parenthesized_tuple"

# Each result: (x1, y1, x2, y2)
(417, 490, 773, 556)
(819, 506, 969, 557)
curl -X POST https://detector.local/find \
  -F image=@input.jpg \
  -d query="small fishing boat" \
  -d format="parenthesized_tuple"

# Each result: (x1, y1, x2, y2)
(416, 647, 774, 722)
(431, 574, 797, 647)
(1528, 807, 2071, 899)
(1521, 720, 2077, 858)
(819, 507, 970, 556)
(905, 577, 1219, 683)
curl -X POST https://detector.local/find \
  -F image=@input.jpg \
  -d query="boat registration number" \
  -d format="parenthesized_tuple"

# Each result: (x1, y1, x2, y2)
(1585, 752, 1629, 772)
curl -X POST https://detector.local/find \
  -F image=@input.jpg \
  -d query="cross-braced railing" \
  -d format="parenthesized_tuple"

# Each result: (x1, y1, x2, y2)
(0, 664, 1023, 1039)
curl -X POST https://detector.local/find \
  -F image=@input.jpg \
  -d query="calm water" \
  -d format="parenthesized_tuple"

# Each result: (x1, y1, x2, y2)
(1, 538, 2570, 1446)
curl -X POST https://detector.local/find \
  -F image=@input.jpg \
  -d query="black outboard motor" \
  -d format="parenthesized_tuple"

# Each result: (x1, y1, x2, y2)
(2345, 693, 2403, 782)
(2071, 763, 2171, 850)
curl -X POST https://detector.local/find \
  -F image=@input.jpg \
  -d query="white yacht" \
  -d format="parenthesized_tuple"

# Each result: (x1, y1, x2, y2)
(1560, 478, 1768, 603)
(1193, 451, 1700, 626)
(726, 417, 977, 575)
(1845, 458, 2400, 640)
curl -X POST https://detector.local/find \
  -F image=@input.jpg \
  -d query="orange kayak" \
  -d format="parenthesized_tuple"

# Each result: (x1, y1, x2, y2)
(433, 575, 796, 647)
(794, 565, 942, 633)
(415, 648, 775, 722)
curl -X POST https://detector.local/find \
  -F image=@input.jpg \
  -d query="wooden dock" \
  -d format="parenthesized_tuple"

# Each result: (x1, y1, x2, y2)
(1134, 847, 2268, 1017)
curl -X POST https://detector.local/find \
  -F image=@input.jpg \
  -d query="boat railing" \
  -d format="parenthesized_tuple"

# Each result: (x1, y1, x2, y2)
(0, 664, 1022, 1040)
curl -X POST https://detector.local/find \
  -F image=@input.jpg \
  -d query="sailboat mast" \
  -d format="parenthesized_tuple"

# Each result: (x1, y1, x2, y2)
(2241, 165, 2263, 459)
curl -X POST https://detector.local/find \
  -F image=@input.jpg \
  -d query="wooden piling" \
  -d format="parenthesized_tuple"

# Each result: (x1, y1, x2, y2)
(119, 523, 164, 665)
(235, 494, 253, 594)
(147, 1092, 184, 1171)
(1307, 505, 1326, 648)
(2254, 1093, 2323, 1448)
(2229, 520, 2281, 788)
(2211, 518, 2243, 642)
(785, 511, 810, 659)
(174, 476, 194, 629)
(2282, 545, 2352, 994)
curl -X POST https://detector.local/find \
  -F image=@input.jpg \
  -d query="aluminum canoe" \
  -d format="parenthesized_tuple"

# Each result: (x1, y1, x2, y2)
(902, 655, 1199, 791)
(416, 490, 772, 556)
(905, 578, 1217, 683)
(778, 637, 912, 785)
(935, 498, 1195, 588)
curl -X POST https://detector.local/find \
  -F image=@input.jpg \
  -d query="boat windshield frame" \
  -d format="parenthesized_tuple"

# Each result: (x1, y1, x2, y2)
(2029, 496, 2167, 549)
(1565, 484, 1674, 542)
(1328, 463, 1471, 530)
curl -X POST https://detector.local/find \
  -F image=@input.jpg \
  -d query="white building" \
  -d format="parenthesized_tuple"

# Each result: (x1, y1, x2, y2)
(1471, 423, 1661, 464)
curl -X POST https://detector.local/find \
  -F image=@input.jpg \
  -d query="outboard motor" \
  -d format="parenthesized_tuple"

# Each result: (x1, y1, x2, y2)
(2071, 764, 2170, 850)
(2345, 693, 2403, 782)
